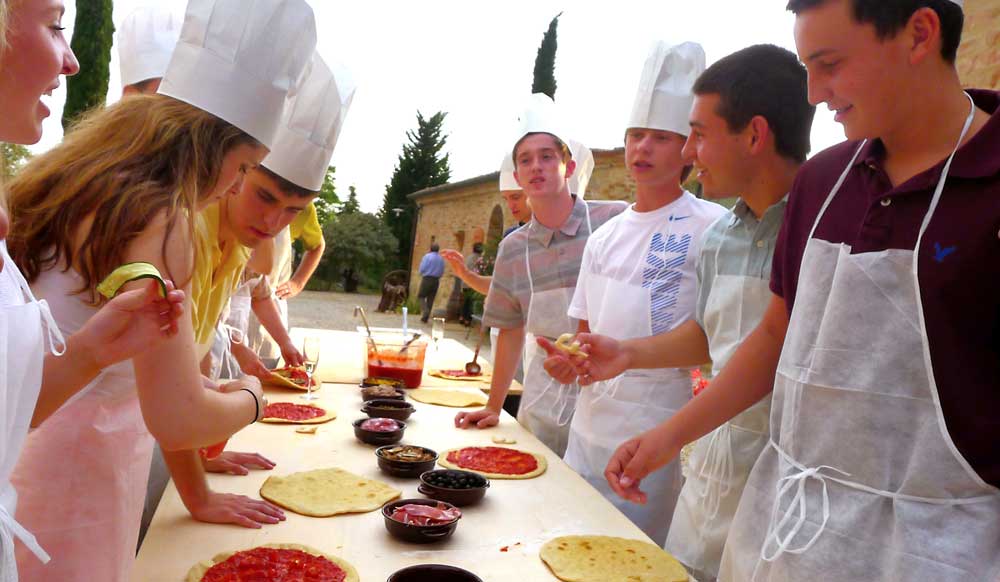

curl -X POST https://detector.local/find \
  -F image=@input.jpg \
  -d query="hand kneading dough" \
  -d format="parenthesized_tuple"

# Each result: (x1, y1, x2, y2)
(409, 388, 488, 407)
(540, 536, 688, 582)
(260, 468, 401, 517)
(186, 543, 360, 582)
(184, 544, 361, 582)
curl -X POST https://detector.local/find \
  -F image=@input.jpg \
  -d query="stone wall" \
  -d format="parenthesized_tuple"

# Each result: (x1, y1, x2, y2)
(957, 0, 1000, 90)
(408, 147, 633, 316)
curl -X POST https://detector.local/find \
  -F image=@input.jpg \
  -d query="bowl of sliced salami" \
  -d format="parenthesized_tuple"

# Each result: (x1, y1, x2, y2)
(382, 498, 462, 544)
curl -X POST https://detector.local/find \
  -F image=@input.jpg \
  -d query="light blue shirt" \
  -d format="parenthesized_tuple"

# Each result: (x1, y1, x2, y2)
(419, 252, 445, 277)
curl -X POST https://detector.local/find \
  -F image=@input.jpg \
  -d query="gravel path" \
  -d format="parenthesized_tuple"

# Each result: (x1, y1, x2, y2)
(287, 290, 487, 356)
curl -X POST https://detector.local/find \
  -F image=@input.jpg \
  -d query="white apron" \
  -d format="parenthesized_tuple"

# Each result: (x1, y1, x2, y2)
(517, 208, 592, 457)
(667, 220, 773, 578)
(0, 242, 65, 581)
(12, 266, 155, 582)
(210, 277, 257, 380)
(721, 94, 1000, 581)
(564, 266, 691, 546)
(252, 227, 291, 362)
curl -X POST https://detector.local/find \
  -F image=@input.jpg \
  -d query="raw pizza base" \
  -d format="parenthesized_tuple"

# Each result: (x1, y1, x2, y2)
(260, 403, 337, 425)
(410, 388, 489, 407)
(428, 369, 492, 382)
(260, 468, 401, 517)
(438, 447, 547, 479)
(263, 368, 316, 391)
(539, 536, 688, 582)
(185, 542, 359, 582)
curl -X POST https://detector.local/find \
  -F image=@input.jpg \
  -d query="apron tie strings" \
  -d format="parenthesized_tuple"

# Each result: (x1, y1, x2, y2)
(37, 300, 67, 357)
(696, 423, 735, 520)
(0, 502, 51, 580)
(760, 462, 851, 562)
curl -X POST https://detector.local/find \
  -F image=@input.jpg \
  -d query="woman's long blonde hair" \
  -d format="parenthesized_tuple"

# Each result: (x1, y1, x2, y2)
(7, 94, 260, 302)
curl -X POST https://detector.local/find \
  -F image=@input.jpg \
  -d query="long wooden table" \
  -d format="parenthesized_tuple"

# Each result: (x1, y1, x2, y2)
(288, 328, 522, 396)
(133, 336, 663, 581)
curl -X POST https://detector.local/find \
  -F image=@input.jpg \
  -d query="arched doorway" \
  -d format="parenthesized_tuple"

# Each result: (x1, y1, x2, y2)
(484, 204, 505, 270)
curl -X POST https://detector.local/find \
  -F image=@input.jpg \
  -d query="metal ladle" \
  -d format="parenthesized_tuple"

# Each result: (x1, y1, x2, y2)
(354, 306, 381, 364)
(465, 327, 485, 375)
(399, 332, 422, 354)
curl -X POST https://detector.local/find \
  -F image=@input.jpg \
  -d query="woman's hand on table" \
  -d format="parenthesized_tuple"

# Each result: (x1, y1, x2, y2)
(187, 491, 285, 529)
(203, 451, 276, 476)
(455, 407, 501, 429)
(279, 341, 304, 367)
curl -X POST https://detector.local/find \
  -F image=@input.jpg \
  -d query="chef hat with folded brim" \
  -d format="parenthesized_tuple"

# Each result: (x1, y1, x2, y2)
(568, 140, 594, 199)
(627, 41, 706, 136)
(117, 6, 181, 89)
(498, 153, 519, 192)
(158, 0, 317, 149)
(512, 93, 573, 154)
(262, 54, 356, 192)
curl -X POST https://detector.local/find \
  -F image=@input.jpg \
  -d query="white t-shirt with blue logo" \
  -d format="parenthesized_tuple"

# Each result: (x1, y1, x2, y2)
(568, 191, 727, 336)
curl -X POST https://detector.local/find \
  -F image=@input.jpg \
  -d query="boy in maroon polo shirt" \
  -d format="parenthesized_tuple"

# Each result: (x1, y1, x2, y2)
(596, 1, 999, 579)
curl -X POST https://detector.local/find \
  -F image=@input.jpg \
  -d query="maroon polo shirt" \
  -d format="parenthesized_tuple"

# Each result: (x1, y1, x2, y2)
(772, 89, 1000, 487)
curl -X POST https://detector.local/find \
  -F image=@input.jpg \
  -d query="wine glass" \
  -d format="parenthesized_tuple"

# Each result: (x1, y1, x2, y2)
(432, 317, 445, 351)
(300, 336, 321, 401)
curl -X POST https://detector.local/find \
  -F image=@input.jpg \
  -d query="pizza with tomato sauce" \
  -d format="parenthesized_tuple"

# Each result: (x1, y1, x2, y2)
(438, 446, 547, 480)
(428, 369, 492, 382)
(260, 402, 336, 425)
(265, 366, 317, 390)
(185, 543, 359, 582)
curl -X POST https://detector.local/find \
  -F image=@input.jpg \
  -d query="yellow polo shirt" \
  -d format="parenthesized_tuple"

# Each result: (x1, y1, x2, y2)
(192, 202, 251, 351)
(289, 202, 323, 250)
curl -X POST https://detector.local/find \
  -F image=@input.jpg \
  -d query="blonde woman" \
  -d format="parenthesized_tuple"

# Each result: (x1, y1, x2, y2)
(0, 0, 188, 579)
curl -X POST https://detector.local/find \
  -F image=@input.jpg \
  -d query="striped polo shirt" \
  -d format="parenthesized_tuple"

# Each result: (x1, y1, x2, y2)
(483, 195, 627, 330)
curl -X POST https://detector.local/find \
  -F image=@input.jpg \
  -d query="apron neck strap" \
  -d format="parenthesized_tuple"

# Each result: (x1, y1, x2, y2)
(0, 241, 67, 356)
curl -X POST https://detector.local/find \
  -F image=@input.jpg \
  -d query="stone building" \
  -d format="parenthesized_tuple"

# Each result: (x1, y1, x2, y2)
(407, 147, 633, 318)
(957, 0, 1000, 90)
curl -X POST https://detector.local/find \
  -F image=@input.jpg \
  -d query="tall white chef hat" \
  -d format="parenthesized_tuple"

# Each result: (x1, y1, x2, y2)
(117, 6, 181, 89)
(158, 0, 317, 149)
(948, 0, 963, 7)
(627, 41, 706, 136)
(498, 153, 519, 192)
(262, 53, 356, 192)
(512, 93, 572, 155)
(568, 139, 594, 198)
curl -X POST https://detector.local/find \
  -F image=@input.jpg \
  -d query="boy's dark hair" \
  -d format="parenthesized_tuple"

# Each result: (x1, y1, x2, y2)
(512, 133, 572, 164)
(472, 242, 484, 254)
(259, 165, 319, 198)
(430, 243, 440, 252)
(693, 44, 815, 163)
(786, 0, 963, 63)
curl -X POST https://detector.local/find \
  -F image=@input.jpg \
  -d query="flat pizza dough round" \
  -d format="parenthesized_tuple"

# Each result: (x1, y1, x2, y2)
(260, 402, 337, 425)
(540, 536, 688, 582)
(263, 367, 316, 391)
(428, 369, 492, 382)
(438, 446, 547, 480)
(260, 468, 401, 517)
(409, 388, 488, 407)
(186, 543, 360, 582)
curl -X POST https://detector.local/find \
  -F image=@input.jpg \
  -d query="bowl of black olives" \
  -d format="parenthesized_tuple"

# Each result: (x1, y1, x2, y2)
(418, 469, 489, 506)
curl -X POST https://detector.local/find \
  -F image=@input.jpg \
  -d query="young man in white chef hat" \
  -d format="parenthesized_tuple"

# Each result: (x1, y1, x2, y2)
(454, 94, 627, 456)
(117, 5, 181, 96)
(547, 44, 815, 580)
(597, 1, 1000, 579)
(540, 41, 726, 546)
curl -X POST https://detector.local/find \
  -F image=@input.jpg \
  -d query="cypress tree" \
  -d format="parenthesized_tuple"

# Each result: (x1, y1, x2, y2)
(62, 0, 115, 130)
(380, 111, 451, 270)
(531, 13, 562, 99)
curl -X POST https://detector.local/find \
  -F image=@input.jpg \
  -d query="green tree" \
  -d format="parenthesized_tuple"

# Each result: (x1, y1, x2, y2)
(1, 143, 32, 179)
(532, 13, 562, 99)
(339, 186, 361, 215)
(62, 0, 115, 130)
(314, 212, 398, 292)
(314, 166, 341, 225)
(380, 111, 451, 269)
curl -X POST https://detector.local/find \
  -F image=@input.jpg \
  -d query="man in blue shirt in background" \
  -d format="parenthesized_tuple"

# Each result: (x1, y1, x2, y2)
(417, 243, 445, 323)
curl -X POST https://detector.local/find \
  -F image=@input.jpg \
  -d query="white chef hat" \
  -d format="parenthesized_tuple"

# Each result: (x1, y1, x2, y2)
(568, 139, 594, 199)
(498, 153, 519, 192)
(512, 93, 573, 154)
(117, 6, 181, 89)
(158, 0, 317, 149)
(262, 53, 356, 192)
(627, 41, 706, 136)
(948, 0, 963, 7)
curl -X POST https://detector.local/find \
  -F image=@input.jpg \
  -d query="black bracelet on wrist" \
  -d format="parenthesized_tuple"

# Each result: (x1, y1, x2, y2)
(239, 388, 260, 424)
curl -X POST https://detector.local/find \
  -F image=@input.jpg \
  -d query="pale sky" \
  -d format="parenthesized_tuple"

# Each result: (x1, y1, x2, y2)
(34, 0, 845, 213)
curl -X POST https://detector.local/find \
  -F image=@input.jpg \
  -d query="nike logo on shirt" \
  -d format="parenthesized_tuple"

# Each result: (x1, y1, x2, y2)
(669, 215, 691, 222)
